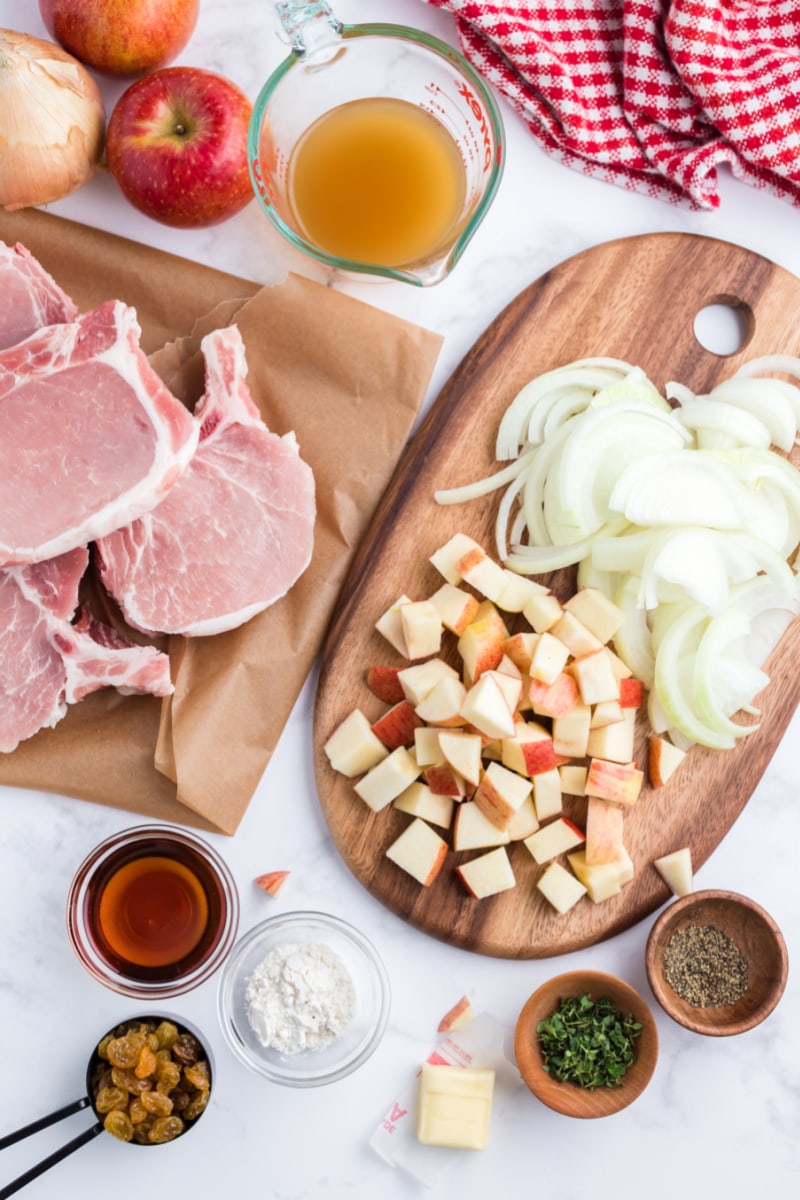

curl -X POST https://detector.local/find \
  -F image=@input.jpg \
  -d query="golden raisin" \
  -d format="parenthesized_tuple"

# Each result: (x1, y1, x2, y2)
(103, 1111, 134, 1142)
(140, 1091, 173, 1117)
(154, 1021, 179, 1050)
(183, 1089, 209, 1121)
(135, 1045, 158, 1080)
(128, 1097, 148, 1125)
(107, 1034, 146, 1069)
(148, 1116, 184, 1144)
(182, 1061, 210, 1091)
(111, 1066, 152, 1095)
(155, 1060, 181, 1093)
(93, 1086, 129, 1114)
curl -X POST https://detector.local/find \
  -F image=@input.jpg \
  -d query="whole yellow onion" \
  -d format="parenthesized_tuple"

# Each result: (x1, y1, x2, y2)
(0, 28, 105, 211)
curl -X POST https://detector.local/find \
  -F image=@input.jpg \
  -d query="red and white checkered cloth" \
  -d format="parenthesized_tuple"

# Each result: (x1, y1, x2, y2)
(425, 1, 800, 208)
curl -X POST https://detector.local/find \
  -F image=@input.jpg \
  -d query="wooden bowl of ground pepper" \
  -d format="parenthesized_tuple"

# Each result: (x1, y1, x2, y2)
(514, 970, 659, 1118)
(645, 889, 788, 1036)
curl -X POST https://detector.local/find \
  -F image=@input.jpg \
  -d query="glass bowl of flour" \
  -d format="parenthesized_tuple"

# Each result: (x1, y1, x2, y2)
(217, 910, 390, 1085)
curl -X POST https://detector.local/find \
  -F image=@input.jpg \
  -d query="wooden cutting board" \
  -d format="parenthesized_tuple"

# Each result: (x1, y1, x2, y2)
(313, 232, 800, 958)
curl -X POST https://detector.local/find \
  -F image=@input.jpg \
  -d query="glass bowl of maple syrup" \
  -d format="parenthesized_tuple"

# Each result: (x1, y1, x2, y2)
(67, 825, 239, 999)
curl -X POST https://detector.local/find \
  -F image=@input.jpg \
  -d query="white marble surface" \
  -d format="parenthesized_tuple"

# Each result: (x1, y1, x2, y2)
(1, 1, 798, 1197)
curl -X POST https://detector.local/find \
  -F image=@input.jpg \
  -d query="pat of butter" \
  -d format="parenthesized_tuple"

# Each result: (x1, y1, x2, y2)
(416, 1063, 495, 1150)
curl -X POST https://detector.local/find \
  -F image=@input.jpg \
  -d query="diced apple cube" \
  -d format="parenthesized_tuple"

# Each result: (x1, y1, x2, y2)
(354, 746, 419, 812)
(474, 761, 532, 830)
(375, 594, 412, 656)
(604, 646, 634, 680)
(415, 676, 468, 727)
(537, 861, 587, 914)
(425, 761, 467, 798)
(523, 817, 585, 864)
(495, 653, 523, 681)
(400, 600, 443, 660)
(399, 658, 460, 706)
(394, 781, 454, 830)
(371, 700, 424, 749)
(254, 871, 290, 897)
(563, 587, 623, 645)
(550, 611, 603, 657)
(366, 664, 406, 705)
(590, 699, 624, 728)
(386, 817, 448, 886)
(324, 709, 389, 777)
(567, 848, 635, 903)
(528, 671, 580, 718)
(502, 631, 539, 673)
(414, 725, 443, 766)
(429, 583, 480, 635)
(505, 795, 539, 840)
(455, 847, 516, 898)
(437, 996, 475, 1033)
(457, 547, 507, 602)
(559, 764, 588, 797)
(533, 768, 563, 820)
(438, 730, 483, 786)
(585, 758, 643, 807)
(429, 533, 483, 585)
(572, 648, 620, 705)
(452, 801, 511, 850)
(460, 673, 516, 739)
(482, 668, 522, 713)
(495, 570, 549, 613)
(457, 614, 507, 682)
(552, 702, 592, 758)
(586, 707, 636, 763)
(501, 722, 557, 777)
(529, 631, 570, 685)
(522, 591, 563, 633)
(654, 847, 693, 896)
(619, 676, 645, 708)
(585, 796, 625, 865)
(648, 734, 687, 788)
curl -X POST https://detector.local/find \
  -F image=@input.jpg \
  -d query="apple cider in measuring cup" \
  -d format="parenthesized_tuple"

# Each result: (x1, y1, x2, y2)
(287, 97, 467, 268)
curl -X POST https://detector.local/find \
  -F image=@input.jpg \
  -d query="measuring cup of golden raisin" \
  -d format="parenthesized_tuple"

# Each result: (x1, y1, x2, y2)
(88, 1015, 213, 1145)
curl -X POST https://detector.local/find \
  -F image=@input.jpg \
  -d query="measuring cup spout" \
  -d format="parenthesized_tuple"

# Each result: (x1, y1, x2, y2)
(273, 1, 343, 56)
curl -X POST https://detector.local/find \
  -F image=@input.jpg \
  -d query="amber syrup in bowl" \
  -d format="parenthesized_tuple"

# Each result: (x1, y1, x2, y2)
(67, 825, 239, 998)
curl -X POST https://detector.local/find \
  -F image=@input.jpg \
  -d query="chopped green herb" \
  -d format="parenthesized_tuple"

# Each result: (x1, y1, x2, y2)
(536, 992, 642, 1090)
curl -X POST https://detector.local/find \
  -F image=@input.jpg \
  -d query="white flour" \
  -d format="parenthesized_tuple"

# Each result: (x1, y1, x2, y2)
(245, 941, 356, 1055)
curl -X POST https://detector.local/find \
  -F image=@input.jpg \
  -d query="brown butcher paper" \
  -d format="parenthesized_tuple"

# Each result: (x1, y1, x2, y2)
(0, 209, 442, 834)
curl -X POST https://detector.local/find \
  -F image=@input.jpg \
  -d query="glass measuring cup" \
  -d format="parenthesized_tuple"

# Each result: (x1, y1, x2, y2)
(249, 1, 505, 285)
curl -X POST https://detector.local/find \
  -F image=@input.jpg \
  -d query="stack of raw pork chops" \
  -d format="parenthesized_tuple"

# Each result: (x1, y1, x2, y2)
(0, 241, 316, 754)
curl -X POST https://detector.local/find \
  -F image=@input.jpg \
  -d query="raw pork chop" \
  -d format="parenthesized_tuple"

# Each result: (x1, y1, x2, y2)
(0, 240, 78, 350)
(0, 547, 173, 754)
(96, 325, 316, 637)
(0, 299, 199, 566)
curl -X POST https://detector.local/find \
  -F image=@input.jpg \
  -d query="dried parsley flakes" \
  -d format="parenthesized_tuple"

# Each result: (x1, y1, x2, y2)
(536, 993, 642, 1090)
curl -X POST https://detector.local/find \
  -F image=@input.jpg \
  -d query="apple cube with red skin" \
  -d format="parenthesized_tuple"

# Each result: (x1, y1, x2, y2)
(429, 583, 480, 635)
(619, 677, 645, 708)
(648, 734, 687, 788)
(106, 66, 254, 228)
(375, 594, 412, 656)
(474, 761, 532, 830)
(523, 817, 585, 864)
(533, 768, 563, 821)
(354, 746, 419, 812)
(424, 761, 467, 799)
(501, 722, 557, 777)
(41, 0, 200, 76)
(537, 861, 587, 914)
(528, 671, 580, 718)
(371, 700, 424, 749)
(415, 676, 468, 727)
(563, 588, 624, 645)
(386, 818, 448, 886)
(452, 802, 510, 851)
(654, 847, 693, 896)
(438, 730, 483, 786)
(400, 600, 443, 660)
(456, 546, 507, 603)
(394, 782, 454, 830)
(585, 796, 625, 865)
(460, 673, 516, 739)
(455, 847, 516, 899)
(505, 795, 539, 840)
(324, 709, 388, 777)
(437, 996, 475, 1033)
(571, 648, 620, 705)
(399, 658, 459, 706)
(457, 614, 507, 683)
(586, 758, 644, 807)
(502, 632, 538, 674)
(429, 533, 483, 584)
(568, 848, 634, 903)
(367, 665, 405, 705)
(254, 870, 289, 897)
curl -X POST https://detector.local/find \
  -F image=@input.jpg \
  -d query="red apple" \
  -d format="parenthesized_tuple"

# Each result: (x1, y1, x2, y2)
(106, 67, 254, 228)
(39, 0, 199, 75)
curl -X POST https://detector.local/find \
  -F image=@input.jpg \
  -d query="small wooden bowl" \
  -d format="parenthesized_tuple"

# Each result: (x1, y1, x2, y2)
(514, 970, 658, 1118)
(645, 889, 788, 1036)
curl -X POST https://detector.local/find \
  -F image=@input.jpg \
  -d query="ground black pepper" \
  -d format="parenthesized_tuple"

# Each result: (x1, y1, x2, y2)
(662, 923, 748, 1007)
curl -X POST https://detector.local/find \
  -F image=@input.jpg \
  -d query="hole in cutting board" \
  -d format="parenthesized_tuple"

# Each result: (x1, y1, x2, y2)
(693, 300, 753, 357)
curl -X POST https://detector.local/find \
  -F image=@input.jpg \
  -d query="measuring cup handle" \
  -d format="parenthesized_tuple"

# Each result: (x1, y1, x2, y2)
(0, 1097, 92, 1150)
(0, 1120, 103, 1200)
(273, 1, 342, 55)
